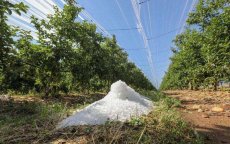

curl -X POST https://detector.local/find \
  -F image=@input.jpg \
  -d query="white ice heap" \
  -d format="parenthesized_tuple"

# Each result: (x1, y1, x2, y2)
(58, 80, 153, 128)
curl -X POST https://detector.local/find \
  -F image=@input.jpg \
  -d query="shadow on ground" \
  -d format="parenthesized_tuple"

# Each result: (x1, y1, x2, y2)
(197, 125, 230, 144)
(165, 90, 230, 144)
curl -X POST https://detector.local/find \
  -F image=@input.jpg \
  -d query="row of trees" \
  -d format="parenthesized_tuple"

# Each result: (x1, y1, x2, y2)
(0, 0, 155, 96)
(160, 0, 230, 90)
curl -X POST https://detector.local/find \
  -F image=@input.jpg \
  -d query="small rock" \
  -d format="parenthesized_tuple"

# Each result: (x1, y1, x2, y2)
(202, 114, 209, 118)
(0, 95, 10, 101)
(53, 139, 66, 144)
(198, 109, 203, 112)
(192, 104, 201, 110)
(223, 104, 230, 111)
(211, 107, 224, 112)
(221, 140, 228, 143)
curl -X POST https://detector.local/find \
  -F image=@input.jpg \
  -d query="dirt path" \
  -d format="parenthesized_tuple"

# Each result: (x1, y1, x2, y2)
(165, 90, 230, 144)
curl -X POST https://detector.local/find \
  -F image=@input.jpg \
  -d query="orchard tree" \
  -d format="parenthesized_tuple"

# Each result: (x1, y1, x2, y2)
(161, 0, 229, 90)
(187, 0, 230, 90)
(0, 0, 28, 91)
(0, 0, 28, 69)
(174, 30, 205, 90)
(0, 0, 155, 94)
(31, 2, 83, 96)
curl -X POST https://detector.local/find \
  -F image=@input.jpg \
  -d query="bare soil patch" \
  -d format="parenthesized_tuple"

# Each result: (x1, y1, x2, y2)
(165, 90, 230, 144)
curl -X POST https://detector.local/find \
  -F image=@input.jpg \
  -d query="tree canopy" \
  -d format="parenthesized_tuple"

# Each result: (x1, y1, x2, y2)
(0, 0, 155, 95)
(160, 0, 230, 90)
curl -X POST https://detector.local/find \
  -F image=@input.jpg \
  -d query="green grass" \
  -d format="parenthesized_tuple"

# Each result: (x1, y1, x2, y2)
(0, 100, 65, 143)
(0, 91, 204, 144)
(46, 91, 203, 143)
(130, 91, 202, 143)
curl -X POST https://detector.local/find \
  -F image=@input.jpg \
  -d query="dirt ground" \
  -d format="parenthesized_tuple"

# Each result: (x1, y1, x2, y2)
(164, 90, 230, 144)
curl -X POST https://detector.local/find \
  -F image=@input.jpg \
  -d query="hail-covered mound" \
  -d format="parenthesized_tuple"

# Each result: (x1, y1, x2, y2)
(58, 80, 153, 128)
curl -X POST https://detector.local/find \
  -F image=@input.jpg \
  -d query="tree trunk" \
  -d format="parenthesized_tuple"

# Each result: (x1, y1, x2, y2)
(189, 82, 193, 90)
(213, 82, 218, 91)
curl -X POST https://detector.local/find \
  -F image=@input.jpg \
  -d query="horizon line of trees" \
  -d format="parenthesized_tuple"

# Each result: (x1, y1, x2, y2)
(160, 0, 230, 90)
(0, 0, 155, 96)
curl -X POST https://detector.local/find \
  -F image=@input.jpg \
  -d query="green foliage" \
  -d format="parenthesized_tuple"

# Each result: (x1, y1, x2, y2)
(160, 97, 181, 108)
(150, 106, 202, 144)
(0, 0, 28, 92)
(139, 90, 165, 102)
(129, 117, 144, 126)
(0, 0, 28, 67)
(161, 0, 230, 90)
(0, 1, 155, 95)
(137, 94, 202, 144)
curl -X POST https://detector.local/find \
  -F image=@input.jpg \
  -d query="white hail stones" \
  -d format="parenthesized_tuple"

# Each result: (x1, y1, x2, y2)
(57, 80, 153, 128)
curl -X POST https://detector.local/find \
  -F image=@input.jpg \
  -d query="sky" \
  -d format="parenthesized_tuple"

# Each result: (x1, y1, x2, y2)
(8, 0, 198, 88)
